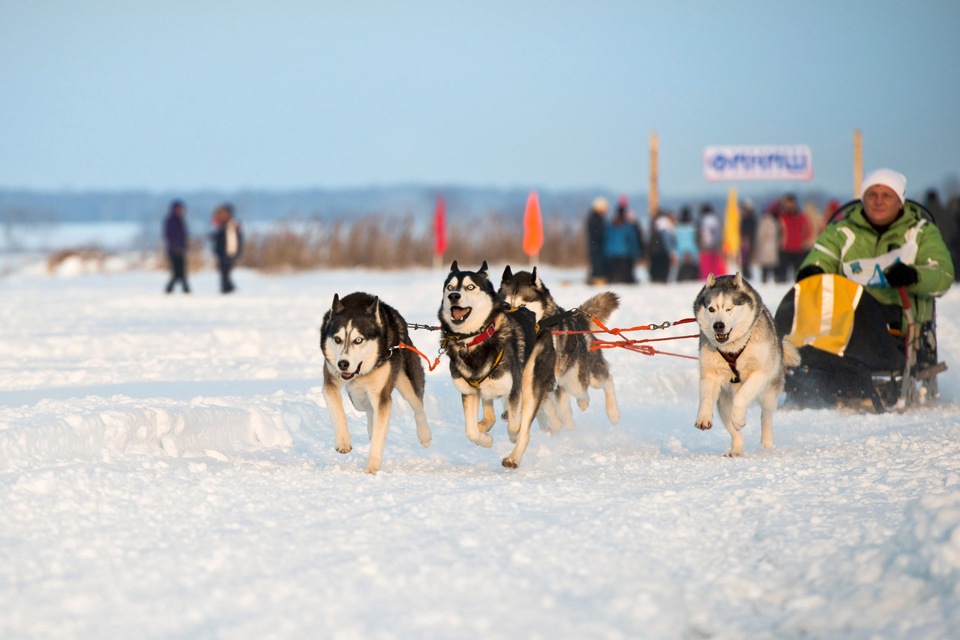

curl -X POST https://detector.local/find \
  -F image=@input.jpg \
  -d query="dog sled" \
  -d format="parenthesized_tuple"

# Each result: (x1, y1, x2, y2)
(773, 201, 947, 412)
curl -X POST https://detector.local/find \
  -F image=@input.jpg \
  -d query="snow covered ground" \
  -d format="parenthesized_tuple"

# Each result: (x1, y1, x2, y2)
(2, 260, 960, 639)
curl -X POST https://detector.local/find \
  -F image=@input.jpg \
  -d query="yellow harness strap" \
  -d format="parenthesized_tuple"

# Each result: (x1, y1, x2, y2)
(467, 348, 505, 388)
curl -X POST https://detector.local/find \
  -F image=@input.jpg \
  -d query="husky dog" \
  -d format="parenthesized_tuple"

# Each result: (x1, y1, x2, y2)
(499, 266, 620, 432)
(438, 261, 555, 468)
(320, 292, 431, 474)
(694, 273, 801, 456)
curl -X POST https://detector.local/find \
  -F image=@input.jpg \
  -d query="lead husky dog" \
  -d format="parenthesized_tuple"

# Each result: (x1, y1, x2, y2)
(498, 266, 620, 432)
(694, 273, 801, 456)
(438, 261, 555, 468)
(321, 292, 431, 474)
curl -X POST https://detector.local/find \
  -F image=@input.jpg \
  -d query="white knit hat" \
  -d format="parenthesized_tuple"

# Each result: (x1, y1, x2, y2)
(861, 168, 907, 205)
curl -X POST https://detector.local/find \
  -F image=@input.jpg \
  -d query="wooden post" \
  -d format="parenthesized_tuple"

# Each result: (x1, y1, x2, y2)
(649, 130, 659, 217)
(853, 129, 863, 198)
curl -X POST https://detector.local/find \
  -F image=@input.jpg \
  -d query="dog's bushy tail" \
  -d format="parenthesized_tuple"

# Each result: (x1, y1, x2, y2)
(782, 340, 802, 367)
(579, 291, 619, 325)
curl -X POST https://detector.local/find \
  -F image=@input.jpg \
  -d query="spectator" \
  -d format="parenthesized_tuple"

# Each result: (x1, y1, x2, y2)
(585, 197, 609, 284)
(796, 168, 953, 332)
(802, 200, 822, 249)
(211, 203, 243, 294)
(647, 210, 676, 283)
(696, 203, 725, 280)
(604, 202, 641, 284)
(674, 206, 699, 281)
(772, 193, 811, 281)
(618, 195, 646, 269)
(739, 198, 758, 280)
(756, 205, 781, 283)
(823, 199, 842, 230)
(925, 189, 960, 278)
(950, 195, 960, 282)
(163, 199, 190, 294)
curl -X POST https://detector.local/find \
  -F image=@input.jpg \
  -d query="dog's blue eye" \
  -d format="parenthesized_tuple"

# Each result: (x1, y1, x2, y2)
(354, 337, 363, 344)
(465, 284, 475, 291)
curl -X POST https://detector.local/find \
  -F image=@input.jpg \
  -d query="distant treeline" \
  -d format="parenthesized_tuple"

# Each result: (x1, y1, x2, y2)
(0, 184, 848, 226)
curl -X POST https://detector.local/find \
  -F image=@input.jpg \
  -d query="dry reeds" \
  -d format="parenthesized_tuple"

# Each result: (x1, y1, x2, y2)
(238, 214, 586, 272)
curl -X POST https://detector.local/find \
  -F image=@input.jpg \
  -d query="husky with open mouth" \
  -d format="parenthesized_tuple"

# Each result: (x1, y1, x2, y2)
(320, 292, 431, 473)
(438, 261, 555, 468)
(694, 273, 801, 456)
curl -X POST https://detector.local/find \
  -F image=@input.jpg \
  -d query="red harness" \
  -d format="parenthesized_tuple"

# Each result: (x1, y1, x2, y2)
(465, 323, 496, 347)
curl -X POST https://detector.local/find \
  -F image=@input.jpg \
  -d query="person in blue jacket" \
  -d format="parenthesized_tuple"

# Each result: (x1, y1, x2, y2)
(163, 199, 190, 294)
(604, 202, 641, 283)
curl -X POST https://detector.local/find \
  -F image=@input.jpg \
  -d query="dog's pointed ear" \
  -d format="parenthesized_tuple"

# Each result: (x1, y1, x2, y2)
(365, 295, 380, 317)
(479, 260, 489, 275)
(449, 260, 459, 273)
(502, 265, 513, 281)
(532, 266, 540, 286)
(706, 273, 716, 287)
(734, 272, 743, 287)
(331, 293, 344, 314)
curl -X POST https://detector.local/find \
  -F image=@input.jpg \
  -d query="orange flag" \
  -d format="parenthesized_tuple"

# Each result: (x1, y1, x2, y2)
(522, 191, 544, 258)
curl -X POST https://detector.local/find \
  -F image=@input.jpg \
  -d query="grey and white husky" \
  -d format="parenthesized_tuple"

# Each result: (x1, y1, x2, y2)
(693, 273, 801, 456)
(498, 265, 620, 432)
(320, 292, 431, 474)
(438, 261, 555, 468)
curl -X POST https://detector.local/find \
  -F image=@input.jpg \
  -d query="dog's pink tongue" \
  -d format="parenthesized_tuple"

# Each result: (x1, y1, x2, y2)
(452, 307, 470, 321)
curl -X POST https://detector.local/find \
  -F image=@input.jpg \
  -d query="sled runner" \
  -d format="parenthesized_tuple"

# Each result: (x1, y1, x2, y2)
(774, 200, 947, 412)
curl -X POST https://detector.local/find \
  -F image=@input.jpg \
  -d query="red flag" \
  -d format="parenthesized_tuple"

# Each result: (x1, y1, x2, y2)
(433, 195, 447, 256)
(522, 191, 543, 257)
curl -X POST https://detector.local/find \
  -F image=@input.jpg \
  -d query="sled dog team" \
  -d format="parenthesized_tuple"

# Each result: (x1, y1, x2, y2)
(321, 262, 799, 473)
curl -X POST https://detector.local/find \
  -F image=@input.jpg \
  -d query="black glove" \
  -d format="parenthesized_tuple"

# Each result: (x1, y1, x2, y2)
(795, 265, 824, 282)
(884, 262, 919, 287)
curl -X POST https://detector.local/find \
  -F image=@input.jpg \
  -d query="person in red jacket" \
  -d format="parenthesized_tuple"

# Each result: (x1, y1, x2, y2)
(769, 193, 811, 282)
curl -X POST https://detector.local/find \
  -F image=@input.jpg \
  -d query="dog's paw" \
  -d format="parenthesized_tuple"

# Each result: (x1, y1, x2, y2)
(723, 450, 743, 458)
(501, 457, 518, 469)
(474, 432, 493, 448)
(607, 406, 620, 425)
(335, 443, 353, 454)
(417, 426, 432, 448)
(364, 464, 379, 474)
(695, 416, 713, 431)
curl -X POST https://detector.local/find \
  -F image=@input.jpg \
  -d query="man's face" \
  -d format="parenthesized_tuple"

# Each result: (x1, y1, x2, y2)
(863, 185, 902, 227)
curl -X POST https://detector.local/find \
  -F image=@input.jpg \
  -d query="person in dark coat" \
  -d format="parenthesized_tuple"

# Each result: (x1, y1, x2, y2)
(211, 203, 243, 294)
(585, 196, 610, 284)
(163, 199, 190, 294)
(739, 198, 758, 280)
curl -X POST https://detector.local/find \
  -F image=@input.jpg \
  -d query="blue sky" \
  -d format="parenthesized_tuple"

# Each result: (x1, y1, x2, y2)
(2, 0, 959, 200)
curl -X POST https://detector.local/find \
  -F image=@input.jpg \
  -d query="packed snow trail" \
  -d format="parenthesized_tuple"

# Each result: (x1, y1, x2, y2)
(2, 264, 959, 638)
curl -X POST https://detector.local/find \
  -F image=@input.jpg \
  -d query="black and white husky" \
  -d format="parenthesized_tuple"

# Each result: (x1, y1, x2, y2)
(320, 292, 431, 474)
(694, 273, 801, 456)
(498, 266, 620, 432)
(438, 261, 555, 468)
